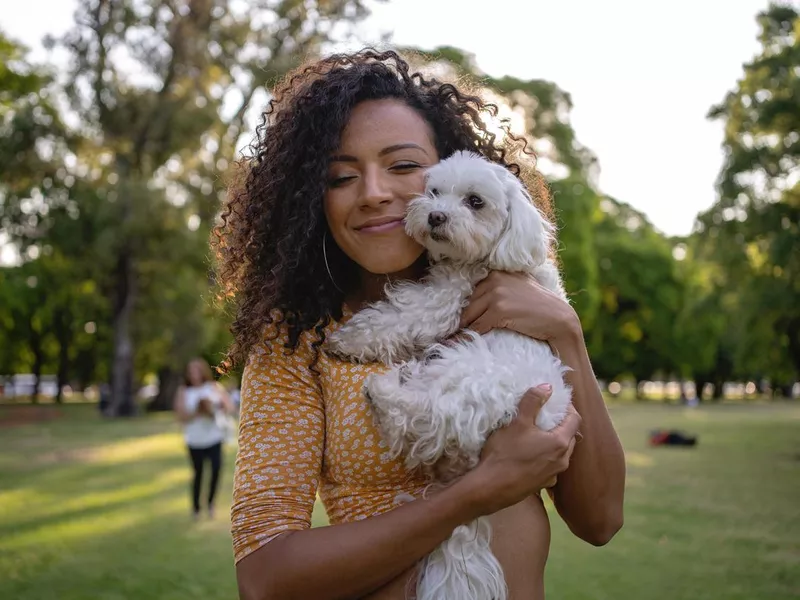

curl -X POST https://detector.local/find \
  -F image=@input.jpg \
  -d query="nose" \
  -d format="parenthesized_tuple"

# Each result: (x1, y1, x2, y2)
(361, 167, 393, 207)
(428, 211, 447, 228)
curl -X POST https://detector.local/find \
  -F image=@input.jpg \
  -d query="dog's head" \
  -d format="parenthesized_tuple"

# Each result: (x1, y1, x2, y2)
(404, 150, 553, 270)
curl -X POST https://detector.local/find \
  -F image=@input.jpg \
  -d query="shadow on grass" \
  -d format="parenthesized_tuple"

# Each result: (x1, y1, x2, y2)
(1, 505, 238, 600)
(0, 475, 189, 540)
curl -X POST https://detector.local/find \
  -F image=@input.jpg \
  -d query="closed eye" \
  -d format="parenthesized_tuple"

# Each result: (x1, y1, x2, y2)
(328, 175, 357, 188)
(390, 162, 422, 173)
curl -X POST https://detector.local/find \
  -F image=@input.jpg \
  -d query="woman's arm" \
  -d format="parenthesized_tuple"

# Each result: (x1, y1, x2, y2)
(237, 472, 483, 600)
(548, 330, 625, 546)
(460, 271, 626, 546)
(173, 387, 193, 423)
(236, 381, 580, 600)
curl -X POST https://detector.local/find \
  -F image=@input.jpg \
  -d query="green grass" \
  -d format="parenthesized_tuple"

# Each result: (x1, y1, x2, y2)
(1, 402, 798, 599)
(545, 402, 800, 600)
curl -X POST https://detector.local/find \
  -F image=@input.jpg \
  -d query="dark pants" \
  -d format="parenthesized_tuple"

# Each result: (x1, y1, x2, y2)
(187, 442, 222, 513)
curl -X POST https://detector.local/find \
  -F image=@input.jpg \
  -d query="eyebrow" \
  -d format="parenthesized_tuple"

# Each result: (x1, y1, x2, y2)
(330, 143, 430, 162)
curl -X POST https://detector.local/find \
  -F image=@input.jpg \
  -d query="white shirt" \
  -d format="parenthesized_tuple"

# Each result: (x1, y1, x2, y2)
(182, 382, 226, 449)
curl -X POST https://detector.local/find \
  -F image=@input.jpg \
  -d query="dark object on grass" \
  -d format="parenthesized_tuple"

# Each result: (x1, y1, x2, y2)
(649, 429, 698, 447)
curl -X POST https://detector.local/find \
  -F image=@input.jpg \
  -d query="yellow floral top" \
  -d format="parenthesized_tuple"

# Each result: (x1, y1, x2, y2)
(230, 312, 427, 564)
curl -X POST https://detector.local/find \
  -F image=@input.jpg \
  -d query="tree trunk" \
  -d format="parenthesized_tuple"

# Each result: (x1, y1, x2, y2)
(109, 247, 136, 417)
(712, 379, 725, 401)
(108, 155, 137, 418)
(147, 366, 182, 412)
(53, 307, 72, 404)
(694, 378, 709, 403)
(28, 317, 43, 404)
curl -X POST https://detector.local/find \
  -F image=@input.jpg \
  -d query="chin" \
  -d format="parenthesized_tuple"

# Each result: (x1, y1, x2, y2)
(362, 253, 425, 276)
(356, 240, 425, 277)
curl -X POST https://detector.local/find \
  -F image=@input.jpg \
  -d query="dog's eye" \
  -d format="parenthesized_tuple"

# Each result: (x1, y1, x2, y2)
(430, 188, 439, 196)
(466, 194, 484, 210)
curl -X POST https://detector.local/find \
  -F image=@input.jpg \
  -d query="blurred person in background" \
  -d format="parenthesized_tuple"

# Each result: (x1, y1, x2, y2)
(214, 49, 625, 600)
(174, 357, 236, 521)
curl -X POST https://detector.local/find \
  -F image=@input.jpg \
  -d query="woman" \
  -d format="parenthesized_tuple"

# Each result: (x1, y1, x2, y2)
(174, 357, 235, 520)
(215, 50, 625, 599)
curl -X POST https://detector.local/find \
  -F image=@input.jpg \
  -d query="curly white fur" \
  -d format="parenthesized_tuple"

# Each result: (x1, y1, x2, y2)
(326, 151, 573, 600)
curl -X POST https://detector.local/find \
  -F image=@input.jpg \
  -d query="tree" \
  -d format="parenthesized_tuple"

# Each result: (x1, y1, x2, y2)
(587, 197, 684, 388)
(697, 2, 799, 392)
(0, 32, 92, 400)
(35, 0, 380, 415)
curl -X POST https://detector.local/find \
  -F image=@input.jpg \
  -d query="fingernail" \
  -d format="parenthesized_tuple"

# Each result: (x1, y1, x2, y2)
(537, 383, 552, 393)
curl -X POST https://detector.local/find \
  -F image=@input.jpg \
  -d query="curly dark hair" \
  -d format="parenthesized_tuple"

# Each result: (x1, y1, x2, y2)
(212, 48, 552, 372)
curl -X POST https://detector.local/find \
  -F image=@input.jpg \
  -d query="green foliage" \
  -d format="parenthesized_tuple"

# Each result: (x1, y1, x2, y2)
(587, 198, 685, 382)
(696, 2, 800, 386)
(0, 34, 47, 112)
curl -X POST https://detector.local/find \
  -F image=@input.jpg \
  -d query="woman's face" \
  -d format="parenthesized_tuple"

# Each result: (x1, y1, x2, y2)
(324, 99, 439, 278)
(186, 361, 205, 386)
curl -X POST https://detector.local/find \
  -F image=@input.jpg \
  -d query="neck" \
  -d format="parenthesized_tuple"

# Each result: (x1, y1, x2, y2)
(349, 254, 428, 309)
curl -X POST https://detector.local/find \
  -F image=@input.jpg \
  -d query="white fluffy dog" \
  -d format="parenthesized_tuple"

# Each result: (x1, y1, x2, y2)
(326, 151, 573, 600)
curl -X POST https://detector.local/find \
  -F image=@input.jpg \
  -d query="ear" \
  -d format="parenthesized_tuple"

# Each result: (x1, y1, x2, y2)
(488, 170, 554, 272)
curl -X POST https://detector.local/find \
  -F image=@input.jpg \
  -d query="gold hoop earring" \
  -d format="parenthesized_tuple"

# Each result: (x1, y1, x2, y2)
(323, 231, 344, 293)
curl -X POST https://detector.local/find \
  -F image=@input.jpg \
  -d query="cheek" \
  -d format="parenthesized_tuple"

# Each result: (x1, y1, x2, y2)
(406, 171, 428, 197)
(323, 191, 350, 236)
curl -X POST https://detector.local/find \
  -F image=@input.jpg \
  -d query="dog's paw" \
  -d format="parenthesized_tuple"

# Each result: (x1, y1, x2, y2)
(325, 330, 355, 359)
(363, 371, 397, 408)
(326, 325, 378, 362)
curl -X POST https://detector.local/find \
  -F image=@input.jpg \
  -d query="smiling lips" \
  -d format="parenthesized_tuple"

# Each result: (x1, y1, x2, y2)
(355, 216, 405, 234)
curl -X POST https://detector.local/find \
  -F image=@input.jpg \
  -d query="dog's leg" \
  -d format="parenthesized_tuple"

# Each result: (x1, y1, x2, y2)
(326, 273, 468, 365)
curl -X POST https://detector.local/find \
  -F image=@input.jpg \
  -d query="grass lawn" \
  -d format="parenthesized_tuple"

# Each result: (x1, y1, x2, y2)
(0, 401, 798, 599)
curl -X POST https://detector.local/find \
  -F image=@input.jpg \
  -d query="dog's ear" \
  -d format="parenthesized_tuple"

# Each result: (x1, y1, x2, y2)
(488, 169, 554, 272)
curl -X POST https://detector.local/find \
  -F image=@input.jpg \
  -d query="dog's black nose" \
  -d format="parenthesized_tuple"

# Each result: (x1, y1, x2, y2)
(428, 211, 447, 227)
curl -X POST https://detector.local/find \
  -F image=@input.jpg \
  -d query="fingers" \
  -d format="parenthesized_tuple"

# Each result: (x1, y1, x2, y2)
(553, 407, 582, 443)
(565, 436, 577, 459)
(468, 313, 494, 335)
(516, 384, 552, 423)
(459, 292, 491, 329)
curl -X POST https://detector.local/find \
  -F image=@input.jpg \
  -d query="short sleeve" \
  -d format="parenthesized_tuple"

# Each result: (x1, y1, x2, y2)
(230, 322, 325, 564)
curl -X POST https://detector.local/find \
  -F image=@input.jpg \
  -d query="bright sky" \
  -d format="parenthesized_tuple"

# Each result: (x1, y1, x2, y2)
(1, 0, 768, 237)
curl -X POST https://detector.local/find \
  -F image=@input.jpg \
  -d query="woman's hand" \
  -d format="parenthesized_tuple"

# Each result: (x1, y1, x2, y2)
(460, 271, 581, 344)
(196, 397, 214, 417)
(467, 385, 582, 516)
